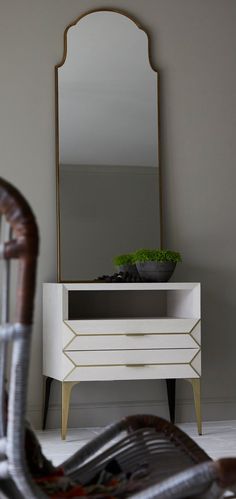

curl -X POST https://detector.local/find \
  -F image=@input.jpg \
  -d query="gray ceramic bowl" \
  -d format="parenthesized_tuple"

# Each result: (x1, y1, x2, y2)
(135, 261, 176, 282)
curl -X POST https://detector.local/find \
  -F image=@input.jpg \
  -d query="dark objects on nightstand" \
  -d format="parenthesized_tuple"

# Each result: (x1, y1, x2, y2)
(95, 271, 142, 282)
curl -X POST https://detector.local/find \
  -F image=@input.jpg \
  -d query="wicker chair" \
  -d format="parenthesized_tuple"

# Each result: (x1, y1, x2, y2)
(0, 177, 236, 498)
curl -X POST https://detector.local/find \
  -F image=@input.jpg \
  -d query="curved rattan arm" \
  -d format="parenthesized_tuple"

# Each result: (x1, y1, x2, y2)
(124, 414, 209, 463)
(62, 416, 236, 498)
(130, 460, 219, 499)
(0, 179, 44, 498)
(62, 414, 210, 476)
(0, 177, 39, 324)
(132, 459, 236, 498)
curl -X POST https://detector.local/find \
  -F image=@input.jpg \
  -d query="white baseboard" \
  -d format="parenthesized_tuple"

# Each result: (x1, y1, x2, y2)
(28, 397, 236, 429)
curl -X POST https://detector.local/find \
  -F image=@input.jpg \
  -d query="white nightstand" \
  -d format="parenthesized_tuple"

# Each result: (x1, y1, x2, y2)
(43, 282, 201, 439)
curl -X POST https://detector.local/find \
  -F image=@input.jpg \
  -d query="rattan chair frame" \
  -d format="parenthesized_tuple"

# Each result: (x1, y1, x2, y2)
(0, 177, 236, 499)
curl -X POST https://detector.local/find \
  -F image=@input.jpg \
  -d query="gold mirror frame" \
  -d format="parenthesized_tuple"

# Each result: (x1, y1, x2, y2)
(55, 8, 163, 282)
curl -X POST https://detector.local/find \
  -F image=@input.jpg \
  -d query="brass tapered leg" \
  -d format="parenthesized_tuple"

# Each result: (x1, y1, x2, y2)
(61, 381, 78, 440)
(190, 378, 202, 435)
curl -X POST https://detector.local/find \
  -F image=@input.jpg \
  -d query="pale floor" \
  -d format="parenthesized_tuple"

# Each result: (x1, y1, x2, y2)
(37, 420, 236, 467)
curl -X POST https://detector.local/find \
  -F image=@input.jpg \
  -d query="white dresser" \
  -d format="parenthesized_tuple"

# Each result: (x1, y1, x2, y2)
(43, 282, 201, 438)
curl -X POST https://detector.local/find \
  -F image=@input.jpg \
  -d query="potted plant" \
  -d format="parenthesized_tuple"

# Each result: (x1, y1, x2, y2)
(113, 253, 138, 276)
(133, 249, 182, 282)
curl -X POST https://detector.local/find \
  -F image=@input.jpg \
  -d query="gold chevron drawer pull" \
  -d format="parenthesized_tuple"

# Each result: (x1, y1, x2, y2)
(125, 333, 145, 336)
(126, 364, 147, 367)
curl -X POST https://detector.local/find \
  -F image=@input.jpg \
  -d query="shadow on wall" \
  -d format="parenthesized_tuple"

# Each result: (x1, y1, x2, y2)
(175, 263, 236, 404)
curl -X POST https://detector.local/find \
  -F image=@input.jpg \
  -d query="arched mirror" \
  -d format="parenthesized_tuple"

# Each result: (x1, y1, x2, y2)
(56, 9, 162, 282)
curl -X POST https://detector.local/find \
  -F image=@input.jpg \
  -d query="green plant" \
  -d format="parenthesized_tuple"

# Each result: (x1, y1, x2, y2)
(133, 248, 182, 263)
(113, 253, 135, 266)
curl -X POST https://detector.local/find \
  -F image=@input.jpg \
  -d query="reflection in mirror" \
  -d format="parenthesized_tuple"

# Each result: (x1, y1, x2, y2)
(57, 10, 161, 281)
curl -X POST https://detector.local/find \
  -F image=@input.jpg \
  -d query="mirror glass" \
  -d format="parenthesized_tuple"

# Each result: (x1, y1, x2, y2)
(57, 10, 161, 281)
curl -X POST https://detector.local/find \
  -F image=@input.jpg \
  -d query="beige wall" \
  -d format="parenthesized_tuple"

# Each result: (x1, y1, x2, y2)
(0, 0, 236, 427)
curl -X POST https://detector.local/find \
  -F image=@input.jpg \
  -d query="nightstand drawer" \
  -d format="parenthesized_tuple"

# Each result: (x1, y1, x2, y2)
(64, 318, 200, 336)
(66, 348, 199, 365)
(64, 333, 199, 351)
(64, 364, 200, 382)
